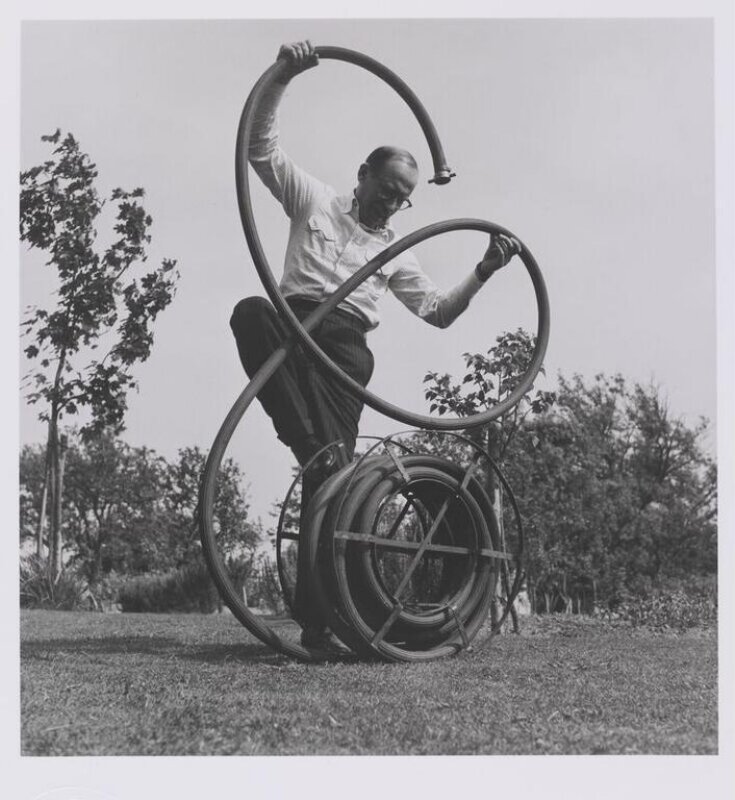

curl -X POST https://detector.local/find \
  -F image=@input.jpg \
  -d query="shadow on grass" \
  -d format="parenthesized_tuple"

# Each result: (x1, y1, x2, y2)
(20, 636, 288, 665)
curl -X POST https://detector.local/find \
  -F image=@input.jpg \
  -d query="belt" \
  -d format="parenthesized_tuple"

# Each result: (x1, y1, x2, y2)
(285, 296, 369, 333)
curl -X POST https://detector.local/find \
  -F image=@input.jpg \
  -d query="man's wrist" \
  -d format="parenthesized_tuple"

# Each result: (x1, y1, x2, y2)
(275, 70, 293, 86)
(475, 262, 494, 283)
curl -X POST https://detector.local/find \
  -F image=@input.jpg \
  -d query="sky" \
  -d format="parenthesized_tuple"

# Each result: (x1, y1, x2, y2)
(4, 2, 735, 799)
(18, 16, 719, 525)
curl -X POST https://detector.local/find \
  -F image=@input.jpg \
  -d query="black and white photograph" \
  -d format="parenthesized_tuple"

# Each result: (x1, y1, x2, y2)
(5, 2, 734, 799)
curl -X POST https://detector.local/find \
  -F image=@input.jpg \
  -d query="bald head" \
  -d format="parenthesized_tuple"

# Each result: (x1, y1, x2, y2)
(364, 146, 418, 174)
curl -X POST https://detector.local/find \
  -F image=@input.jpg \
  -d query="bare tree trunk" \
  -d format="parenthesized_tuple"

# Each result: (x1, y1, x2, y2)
(561, 574, 571, 614)
(36, 463, 50, 557)
(486, 422, 520, 632)
(36, 423, 56, 557)
(54, 436, 68, 578)
(50, 431, 68, 579)
(482, 423, 501, 629)
(490, 485, 501, 628)
(47, 422, 59, 573)
(47, 346, 68, 577)
(506, 564, 520, 632)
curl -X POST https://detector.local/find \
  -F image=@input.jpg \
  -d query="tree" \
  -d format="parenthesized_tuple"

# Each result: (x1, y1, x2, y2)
(20, 444, 48, 548)
(63, 435, 168, 582)
(162, 446, 261, 566)
(422, 342, 717, 615)
(424, 329, 555, 457)
(20, 435, 164, 582)
(19, 437, 261, 590)
(20, 130, 179, 575)
(502, 374, 717, 612)
(423, 329, 555, 627)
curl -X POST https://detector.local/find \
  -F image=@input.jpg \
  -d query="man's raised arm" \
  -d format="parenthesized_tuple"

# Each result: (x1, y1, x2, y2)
(248, 40, 324, 219)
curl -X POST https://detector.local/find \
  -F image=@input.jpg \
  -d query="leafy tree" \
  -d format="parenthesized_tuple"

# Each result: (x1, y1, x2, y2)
(20, 130, 179, 575)
(19, 437, 260, 590)
(617, 381, 716, 585)
(424, 329, 555, 458)
(162, 446, 260, 565)
(423, 329, 555, 627)
(422, 341, 716, 615)
(20, 444, 47, 547)
(517, 373, 631, 611)
(503, 374, 717, 612)
(65, 435, 168, 582)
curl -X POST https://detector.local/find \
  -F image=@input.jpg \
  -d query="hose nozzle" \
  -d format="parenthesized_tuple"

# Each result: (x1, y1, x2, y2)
(429, 167, 456, 185)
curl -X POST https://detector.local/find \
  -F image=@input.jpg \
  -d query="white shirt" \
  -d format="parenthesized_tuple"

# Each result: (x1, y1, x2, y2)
(248, 82, 485, 330)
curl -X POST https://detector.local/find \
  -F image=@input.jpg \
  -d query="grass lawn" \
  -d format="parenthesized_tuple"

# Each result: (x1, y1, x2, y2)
(19, 609, 717, 756)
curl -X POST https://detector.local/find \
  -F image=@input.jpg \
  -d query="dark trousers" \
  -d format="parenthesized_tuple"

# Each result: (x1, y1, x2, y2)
(230, 296, 374, 631)
(229, 295, 374, 460)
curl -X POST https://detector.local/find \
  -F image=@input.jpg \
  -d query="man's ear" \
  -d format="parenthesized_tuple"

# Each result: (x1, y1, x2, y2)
(357, 163, 369, 182)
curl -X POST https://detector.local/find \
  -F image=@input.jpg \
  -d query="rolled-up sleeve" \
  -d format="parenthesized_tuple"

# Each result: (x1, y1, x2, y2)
(388, 251, 485, 328)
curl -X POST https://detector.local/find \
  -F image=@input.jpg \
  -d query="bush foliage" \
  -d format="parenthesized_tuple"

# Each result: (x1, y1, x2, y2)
(20, 556, 91, 610)
(118, 559, 221, 613)
(611, 579, 717, 631)
(423, 347, 717, 616)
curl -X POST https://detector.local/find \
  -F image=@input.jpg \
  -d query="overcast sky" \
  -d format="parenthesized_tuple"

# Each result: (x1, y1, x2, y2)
(18, 17, 718, 522)
(6, 3, 735, 798)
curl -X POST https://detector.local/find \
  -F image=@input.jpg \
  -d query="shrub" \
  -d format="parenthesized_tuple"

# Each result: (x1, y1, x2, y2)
(88, 570, 127, 611)
(20, 556, 90, 610)
(118, 559, 221, 613)
(615, 582, 717, 631)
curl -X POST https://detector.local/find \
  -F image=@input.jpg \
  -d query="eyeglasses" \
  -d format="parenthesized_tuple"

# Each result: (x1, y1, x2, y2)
(371, 177, 413, 211)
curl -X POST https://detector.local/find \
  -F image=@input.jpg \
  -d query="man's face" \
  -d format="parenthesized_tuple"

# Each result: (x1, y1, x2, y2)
(355, 158, 418, 230)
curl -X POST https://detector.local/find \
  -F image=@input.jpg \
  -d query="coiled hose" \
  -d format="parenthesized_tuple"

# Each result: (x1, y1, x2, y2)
(199, 46, 550, 662)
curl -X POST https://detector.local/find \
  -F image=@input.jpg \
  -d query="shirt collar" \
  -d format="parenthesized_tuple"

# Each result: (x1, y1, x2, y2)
(338, 192, 395, 242)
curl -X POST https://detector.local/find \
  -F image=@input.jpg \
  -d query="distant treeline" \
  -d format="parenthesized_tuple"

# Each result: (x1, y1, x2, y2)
(19, 369, 716, 617)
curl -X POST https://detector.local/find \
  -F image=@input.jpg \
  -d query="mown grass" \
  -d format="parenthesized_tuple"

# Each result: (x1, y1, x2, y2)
(20, 610, 717, 755)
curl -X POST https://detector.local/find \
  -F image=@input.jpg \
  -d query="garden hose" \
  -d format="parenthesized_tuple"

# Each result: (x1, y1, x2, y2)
(199, 46, 548, 662)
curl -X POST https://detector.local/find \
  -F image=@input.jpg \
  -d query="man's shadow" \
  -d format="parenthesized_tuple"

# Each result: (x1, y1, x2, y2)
(20, 634, 288, 665)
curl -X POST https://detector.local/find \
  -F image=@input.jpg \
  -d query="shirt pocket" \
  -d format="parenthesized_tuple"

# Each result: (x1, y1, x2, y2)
(304, 213, 338, 262)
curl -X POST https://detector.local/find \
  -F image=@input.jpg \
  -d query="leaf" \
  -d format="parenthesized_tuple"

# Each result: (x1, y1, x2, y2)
(41, 128, 61, 143)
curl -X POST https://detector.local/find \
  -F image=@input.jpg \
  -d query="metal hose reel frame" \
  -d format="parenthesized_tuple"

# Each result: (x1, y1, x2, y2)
(199, 46, 550, 662)
(275, 432, 527, 647)
(298, 432, 528, 662)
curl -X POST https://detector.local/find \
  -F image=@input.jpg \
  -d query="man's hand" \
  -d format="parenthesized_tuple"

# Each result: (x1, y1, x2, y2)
(475, 234, 522, 282)
(276, 40, 319, 84)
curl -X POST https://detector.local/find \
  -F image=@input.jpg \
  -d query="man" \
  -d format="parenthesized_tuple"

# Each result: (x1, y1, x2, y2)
(230, 41, 521, 650)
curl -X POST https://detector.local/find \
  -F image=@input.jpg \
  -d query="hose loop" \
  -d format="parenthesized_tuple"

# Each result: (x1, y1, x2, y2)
(235, 47, 551, 430)
(200, 46, 548, 662)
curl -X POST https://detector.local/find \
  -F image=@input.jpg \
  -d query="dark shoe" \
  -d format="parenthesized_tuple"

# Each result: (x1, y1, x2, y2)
(292, 434, 323, 468)
(304, 448, 341, 486)
(300, 627, 349, 655)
